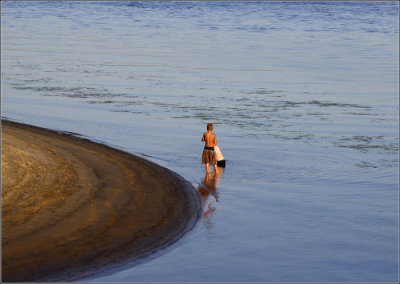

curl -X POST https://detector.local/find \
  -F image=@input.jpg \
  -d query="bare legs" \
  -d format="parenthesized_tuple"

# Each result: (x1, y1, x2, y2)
(205, 163, 219, 174)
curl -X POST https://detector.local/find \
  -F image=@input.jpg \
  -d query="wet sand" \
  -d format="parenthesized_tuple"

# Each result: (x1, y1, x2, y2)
(1, 120, 201, 282)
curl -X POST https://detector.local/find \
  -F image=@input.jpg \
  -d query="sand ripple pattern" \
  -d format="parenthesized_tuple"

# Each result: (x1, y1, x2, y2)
(1, 121, 201, 282)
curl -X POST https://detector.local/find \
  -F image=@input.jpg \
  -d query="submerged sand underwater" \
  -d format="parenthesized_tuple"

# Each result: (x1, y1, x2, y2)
(1, 120, 201, 281)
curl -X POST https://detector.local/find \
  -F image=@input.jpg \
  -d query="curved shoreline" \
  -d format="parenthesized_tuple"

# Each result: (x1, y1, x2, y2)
(1, 120, 201, 282)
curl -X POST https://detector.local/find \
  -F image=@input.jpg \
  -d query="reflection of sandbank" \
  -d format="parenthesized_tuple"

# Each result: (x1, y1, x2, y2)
(1, 120, 201, 282)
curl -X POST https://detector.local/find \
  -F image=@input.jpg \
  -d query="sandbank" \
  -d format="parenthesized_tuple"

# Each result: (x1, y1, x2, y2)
(1, 120, 201, 282)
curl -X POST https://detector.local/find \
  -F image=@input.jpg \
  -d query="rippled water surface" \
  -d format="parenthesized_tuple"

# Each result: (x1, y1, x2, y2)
(1, 1, 399, 282)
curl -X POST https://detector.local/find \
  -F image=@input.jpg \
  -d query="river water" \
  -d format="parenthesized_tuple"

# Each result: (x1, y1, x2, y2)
(1, 1, 398, 282)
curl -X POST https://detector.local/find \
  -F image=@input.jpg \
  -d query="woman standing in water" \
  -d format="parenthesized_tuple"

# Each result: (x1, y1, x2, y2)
(201, 123, 219, 174)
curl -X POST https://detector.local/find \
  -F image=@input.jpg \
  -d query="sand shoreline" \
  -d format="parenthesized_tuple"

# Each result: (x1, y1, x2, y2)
(1, 120, 201, 282)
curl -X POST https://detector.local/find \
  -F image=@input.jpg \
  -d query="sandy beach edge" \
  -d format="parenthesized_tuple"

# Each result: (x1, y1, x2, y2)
(1, 119, 202, 282)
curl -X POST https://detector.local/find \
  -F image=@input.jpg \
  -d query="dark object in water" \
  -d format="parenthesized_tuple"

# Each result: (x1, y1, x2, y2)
(217, 160, 226, 168)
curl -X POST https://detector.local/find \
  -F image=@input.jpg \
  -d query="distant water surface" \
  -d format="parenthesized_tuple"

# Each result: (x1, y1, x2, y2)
(1, 1, 398, 282)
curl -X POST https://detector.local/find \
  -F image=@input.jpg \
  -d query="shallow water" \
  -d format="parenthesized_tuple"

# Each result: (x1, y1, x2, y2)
(1, 1, 399, 282)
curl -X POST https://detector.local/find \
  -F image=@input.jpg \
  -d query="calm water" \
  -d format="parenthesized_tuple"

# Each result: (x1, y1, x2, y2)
(1, 1, 399, 282)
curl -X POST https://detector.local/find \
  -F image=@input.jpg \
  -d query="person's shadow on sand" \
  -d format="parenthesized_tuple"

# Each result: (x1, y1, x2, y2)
(197, 170, 223, 217)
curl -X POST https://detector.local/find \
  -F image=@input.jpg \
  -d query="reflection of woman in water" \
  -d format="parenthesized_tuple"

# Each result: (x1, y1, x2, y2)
(197, 171, 222, 217)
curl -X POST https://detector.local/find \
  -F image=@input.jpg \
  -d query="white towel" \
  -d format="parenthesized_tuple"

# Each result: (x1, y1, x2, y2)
(214, 145, 224, 161)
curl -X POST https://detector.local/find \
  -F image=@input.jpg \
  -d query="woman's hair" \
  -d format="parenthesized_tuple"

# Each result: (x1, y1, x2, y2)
(207, 123, 214, 131)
